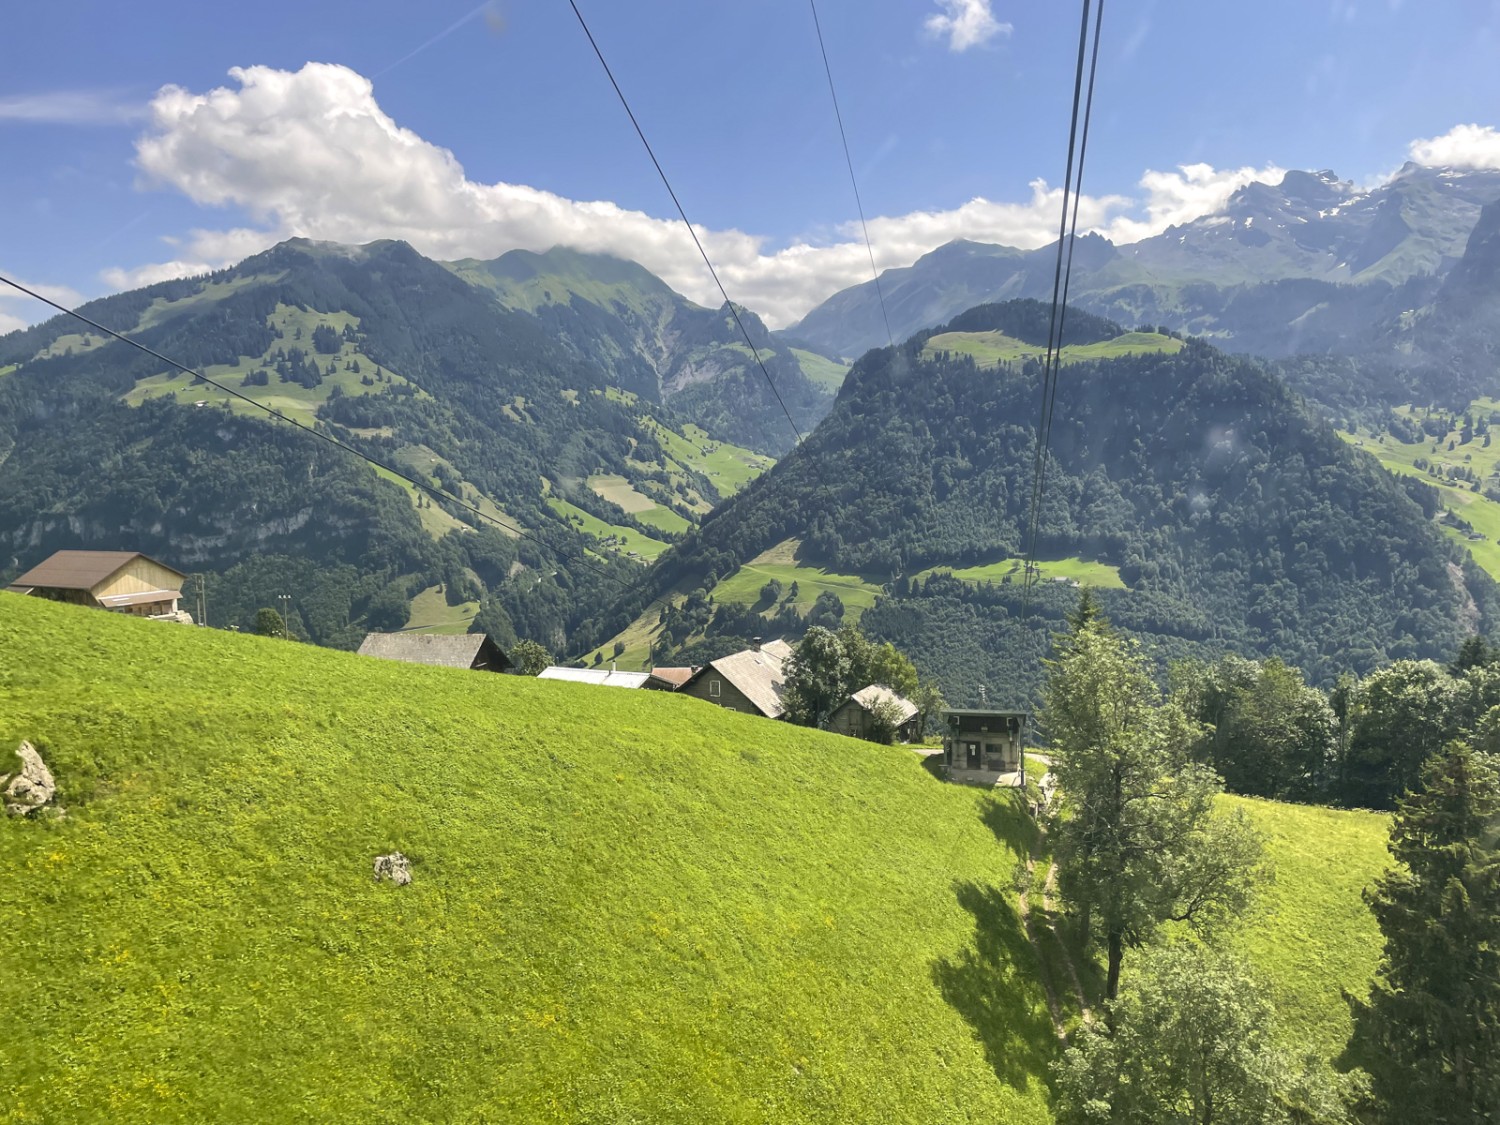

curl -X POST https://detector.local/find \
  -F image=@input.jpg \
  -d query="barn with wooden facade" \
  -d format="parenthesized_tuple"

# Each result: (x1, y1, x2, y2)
(357, 632, 511, 672)
(678, 639, 792, 719)
(6, 551, 192, 622)
(828, 685, 923, 743)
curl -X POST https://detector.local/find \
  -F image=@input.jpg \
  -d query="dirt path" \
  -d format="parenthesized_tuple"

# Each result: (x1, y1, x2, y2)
(1017, 847, 1068, 1040)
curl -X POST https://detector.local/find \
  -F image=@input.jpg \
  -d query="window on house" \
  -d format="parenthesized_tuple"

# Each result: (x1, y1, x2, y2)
(709, 679, 721, 698)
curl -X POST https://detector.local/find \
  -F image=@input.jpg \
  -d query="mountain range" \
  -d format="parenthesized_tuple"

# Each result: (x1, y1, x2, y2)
(785, 163, 1500, 370)
(0, 238, 841, 648)
(597, 299, 1498, 701)
(4, 154, 1500, 686)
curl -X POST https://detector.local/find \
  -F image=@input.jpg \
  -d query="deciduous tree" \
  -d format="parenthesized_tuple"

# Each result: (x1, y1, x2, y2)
(1045, 607, 1266, 998)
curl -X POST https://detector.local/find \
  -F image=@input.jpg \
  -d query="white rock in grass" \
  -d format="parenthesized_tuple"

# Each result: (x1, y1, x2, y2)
(4, 741, 57, 817)
(373, 852, 412, 886)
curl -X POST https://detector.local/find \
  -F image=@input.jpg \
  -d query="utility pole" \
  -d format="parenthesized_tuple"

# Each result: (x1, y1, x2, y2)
(192, 573, 207, 627)
(278, 593, 293, 640)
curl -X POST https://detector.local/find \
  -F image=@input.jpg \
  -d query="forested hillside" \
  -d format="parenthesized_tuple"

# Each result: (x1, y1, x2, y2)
(0, 238, 811, 651)
(600, 300, 1499, 703)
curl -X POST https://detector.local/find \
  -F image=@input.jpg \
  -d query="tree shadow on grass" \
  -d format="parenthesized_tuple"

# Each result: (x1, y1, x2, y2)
(980, 790, 1039, 861)
(931, 880, 1062, 1091)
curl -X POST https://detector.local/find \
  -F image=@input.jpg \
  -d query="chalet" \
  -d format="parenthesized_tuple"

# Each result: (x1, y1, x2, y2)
(828, 685, 923, 743)
(942, 709, 1029, 786)
(678, 639, 793, 719)
(357, 632, 511, 672)
(6, 550, 192, 622)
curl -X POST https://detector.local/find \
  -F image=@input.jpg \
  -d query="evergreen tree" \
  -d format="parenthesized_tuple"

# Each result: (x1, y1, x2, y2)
(1350, 745, 1500, 1122)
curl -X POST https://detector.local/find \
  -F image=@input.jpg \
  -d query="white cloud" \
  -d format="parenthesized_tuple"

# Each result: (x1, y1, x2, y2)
(1409, 123, 1500, 169)
(0, 278, 87, 336)
(106, 63, 1301, 327)
(0, 90, 145, 125)
(924, 0, 1011, 52)
(1103, 162, 1286, 242)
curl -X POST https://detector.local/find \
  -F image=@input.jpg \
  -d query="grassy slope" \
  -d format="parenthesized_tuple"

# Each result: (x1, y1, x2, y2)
(712, 539, 885, 621)
(791, 349, 851, 393)
(0, 596, 1059, 1123)
(403, 583, 480, 634)
(915, 556, 1126, 590)
(545, 495, 669, 562)
(921, 330, 1184, 369)
(1339, 401, 1500, 579)
(1224, 796, 1389, 1058)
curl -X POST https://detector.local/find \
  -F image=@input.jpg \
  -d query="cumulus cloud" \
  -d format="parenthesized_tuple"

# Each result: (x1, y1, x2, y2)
(1408, 123, 1500, 169)
(924, 0, 1011, 52)
(0, 90, 145, 124)
(106, 62, 1296, 327)
(1103, 161, 1286, 242)
(0, 278, 87, 337)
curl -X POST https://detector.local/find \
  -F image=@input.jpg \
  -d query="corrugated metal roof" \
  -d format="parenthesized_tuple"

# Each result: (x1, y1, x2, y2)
(8, 550, 186, 592)
(848, 684, 920, 724)
(357, 632, 509, 670)
(97, 589, 182, 608)
(536, 666, 653, 688)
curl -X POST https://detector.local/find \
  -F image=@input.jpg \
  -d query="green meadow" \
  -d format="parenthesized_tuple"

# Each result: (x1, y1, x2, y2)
(921, 329, 1184, 369)
(0, 596, 1391, 1120)
(0, 595, 1055, 1123)
(1340, 400, 1500, 579)
(712, 539, 885, 620)
(790, 348, 852, 392)
(915, 555, 1126, 590)
(1222, 796, 1389, 1058)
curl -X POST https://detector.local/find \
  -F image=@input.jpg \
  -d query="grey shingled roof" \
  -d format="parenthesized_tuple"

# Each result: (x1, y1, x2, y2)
(8, 550, 185, 592)
(700, 642, 790, 719)
(357, 632, 508, 670)
(847, 684, 920, 724)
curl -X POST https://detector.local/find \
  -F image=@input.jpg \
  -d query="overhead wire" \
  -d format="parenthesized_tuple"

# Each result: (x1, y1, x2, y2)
(807, 0, 895, 350)
(1020, 0, 1106, 622)
(565, 0, 807, 449)
(0, 272, 633, 590)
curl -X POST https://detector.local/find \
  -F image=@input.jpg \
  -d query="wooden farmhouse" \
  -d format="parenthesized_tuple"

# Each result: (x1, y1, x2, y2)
(357, 632, 511, 672)
(828, 685, 923, 743)
(942, 709, 1029, 786)
(6, 551, 192, 622)
(679, 639, 793, 719)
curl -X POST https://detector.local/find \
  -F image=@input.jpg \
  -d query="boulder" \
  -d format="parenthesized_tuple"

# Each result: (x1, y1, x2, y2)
(373, 852, 412, 886)
(3, 741, 57, 817)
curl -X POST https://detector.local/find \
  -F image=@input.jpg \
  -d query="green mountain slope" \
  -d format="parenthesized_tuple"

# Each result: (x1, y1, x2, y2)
(0, 239, 777, 652)
(0, 592, 1389, 1121)
(0, 595, 1058, 1122)
(448, 246, 844, 454)
(606, 300, 1499, 700)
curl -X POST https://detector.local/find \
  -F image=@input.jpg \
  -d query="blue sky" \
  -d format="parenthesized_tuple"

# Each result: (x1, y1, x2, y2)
(3, 0, 1500, 330)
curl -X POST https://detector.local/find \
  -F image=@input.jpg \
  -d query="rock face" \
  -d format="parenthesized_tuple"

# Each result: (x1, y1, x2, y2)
(2, 742, 57, 817)
(373, 852, 412, 886)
